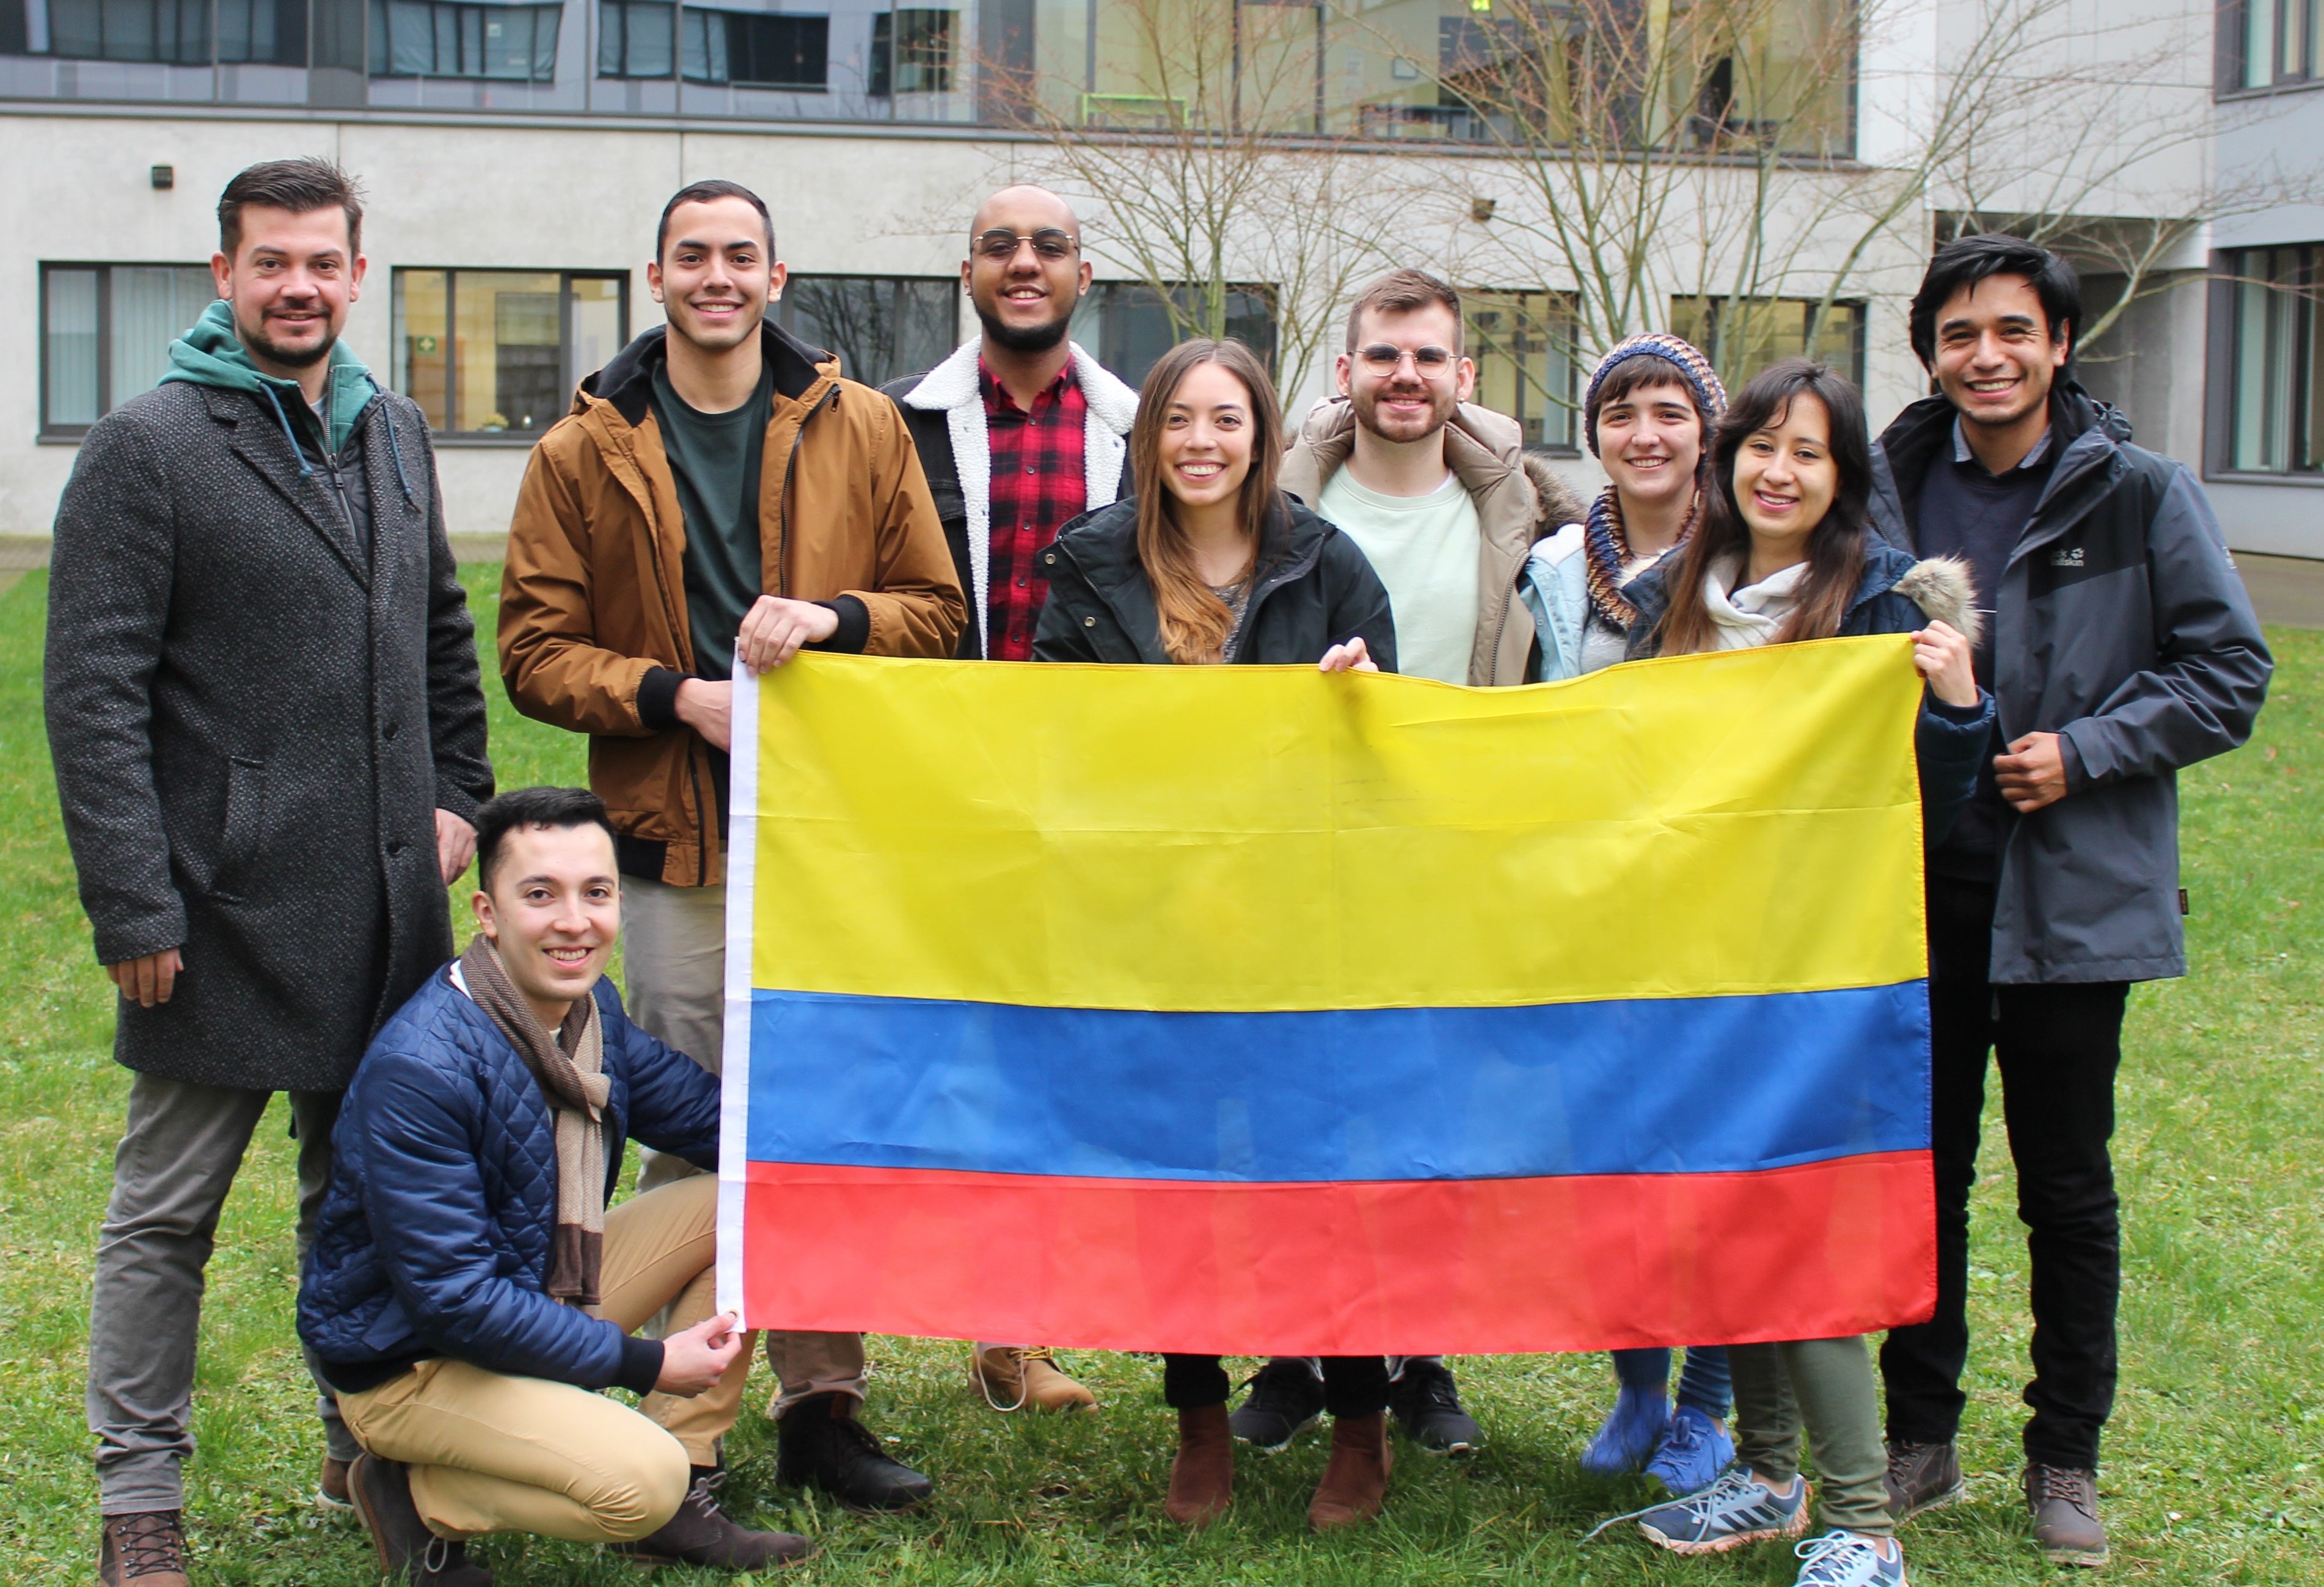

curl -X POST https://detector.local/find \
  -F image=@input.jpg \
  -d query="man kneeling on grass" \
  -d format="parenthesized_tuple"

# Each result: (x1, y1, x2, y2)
(297, 786, 809, 1582)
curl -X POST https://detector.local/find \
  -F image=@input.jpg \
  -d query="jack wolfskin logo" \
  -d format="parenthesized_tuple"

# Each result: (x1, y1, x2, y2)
(2050, 546, 2086, 569)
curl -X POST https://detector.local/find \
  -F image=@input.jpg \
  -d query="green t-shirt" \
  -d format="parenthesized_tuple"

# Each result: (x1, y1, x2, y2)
(651, 360, 773, 679)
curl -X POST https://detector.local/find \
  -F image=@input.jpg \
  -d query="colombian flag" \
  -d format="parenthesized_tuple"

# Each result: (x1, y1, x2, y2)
(715, 639, 1935, 1354)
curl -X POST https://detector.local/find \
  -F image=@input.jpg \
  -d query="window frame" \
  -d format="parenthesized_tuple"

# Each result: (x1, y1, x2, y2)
(772, 272, 959, 389)
(390, 266, 631, 443)
(38, 260, 217, 442)
(2221, 0, 2324, 95)
(1461, 287, 1582, 457)
(367, 0, 564, 81)
(2208, 242, 2324, 481)
(1667, 293, 1869, 392)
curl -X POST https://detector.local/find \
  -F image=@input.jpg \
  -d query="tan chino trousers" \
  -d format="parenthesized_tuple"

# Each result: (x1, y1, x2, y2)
(623, 874, 868, 1416)
(337, 1176, 742, 1544)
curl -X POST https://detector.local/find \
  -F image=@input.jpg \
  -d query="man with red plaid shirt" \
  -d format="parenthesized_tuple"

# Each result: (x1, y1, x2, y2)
(883, 185, 1138, 1409)
(886, 185, 1139, 663)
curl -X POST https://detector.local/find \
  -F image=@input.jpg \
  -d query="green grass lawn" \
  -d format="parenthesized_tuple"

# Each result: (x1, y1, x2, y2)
(2, 566, 2318, 1585)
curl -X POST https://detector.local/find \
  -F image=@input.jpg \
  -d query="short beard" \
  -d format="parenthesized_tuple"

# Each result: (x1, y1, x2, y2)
(1350, 382, 1456, 443)
(242, 315, 334, 370)
(976, 302, 1073, 354)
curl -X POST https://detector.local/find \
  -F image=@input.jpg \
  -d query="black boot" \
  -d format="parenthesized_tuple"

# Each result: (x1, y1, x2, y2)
(346, 1454, 493, 1585)
(774, 1393, 934, 1512)
(618, 1467, 814, 1569)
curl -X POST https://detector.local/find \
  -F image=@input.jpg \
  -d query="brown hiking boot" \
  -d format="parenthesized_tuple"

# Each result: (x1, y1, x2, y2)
(1164, 1403, 1234, 1528)
(1884, 1439, 1964, 1522)
(98, 1511, 189, 1586)
(618, 1468, 815, 1569)
(319, 1455, 355, 1511)
(1308, 1411, 1394, 1531)
(970, 1343, 1099, 1412)
(348, 1452, 493, 1585)
(2025, 1464, 2110, 1567)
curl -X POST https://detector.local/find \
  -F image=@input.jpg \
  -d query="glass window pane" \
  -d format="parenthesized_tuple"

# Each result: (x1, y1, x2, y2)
(2232, 251, 2293, 472)
(110, 266, 216, 401)
(565, 274, 626, 394)
(2304, 249, 2323, 470)
(451, 270, 563, 434)
(2248, 0, 2279, 87)
(1466, 290, 1574, 451)
(396, 269, 453, 430)
(45, 268, 101, 429)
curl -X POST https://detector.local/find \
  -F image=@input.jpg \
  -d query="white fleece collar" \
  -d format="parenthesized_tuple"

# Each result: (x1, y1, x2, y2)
(899, 339, 1135, 657)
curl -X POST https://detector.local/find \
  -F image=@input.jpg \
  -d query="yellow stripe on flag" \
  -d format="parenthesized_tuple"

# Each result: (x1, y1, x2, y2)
(744, 636, 1926, 1012)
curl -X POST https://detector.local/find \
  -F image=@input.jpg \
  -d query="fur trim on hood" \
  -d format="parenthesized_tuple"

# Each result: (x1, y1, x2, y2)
(1891, 555, 1982, 649)
(1522, 456, 1590, 538)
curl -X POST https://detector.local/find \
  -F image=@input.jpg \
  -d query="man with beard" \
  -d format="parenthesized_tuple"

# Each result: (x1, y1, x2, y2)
(46, 157, 494, 1585)
(1237, 268, 1580, 1461)
(885, 184, 1139, 665)
(882, 186, 1135, 1415)
(500, 178, 963, 1511)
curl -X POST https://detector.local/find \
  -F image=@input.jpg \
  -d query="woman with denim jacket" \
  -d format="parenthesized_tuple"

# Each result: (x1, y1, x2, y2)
(1604, 359, 1992, 1587)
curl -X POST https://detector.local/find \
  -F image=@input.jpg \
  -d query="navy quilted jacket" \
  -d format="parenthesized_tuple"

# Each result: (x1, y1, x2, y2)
(298, 965, 720, 1389)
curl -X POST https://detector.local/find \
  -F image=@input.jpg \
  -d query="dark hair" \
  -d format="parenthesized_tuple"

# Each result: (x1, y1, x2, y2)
(1909, 233, 2080, 370)
(1651, 359, 1873, 658)
(656, 179, 776, 261)
(473, 787, 618, 891)
(218, 157, 364, 260)
(1345, 269, 1463, 353)
(1129, 338, 1287, 665)
(1586, 353, 1712, 454)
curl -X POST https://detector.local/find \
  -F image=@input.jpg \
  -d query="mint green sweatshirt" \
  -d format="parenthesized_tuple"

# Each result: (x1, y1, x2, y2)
(159, 298, 381, 456)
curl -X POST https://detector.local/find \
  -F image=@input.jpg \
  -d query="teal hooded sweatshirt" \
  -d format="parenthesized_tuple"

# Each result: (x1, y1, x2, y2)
(159, 298, 385, 459)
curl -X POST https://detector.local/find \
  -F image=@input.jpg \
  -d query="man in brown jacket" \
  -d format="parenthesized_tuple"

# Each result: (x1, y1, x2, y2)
(501, 178, 963, 1513)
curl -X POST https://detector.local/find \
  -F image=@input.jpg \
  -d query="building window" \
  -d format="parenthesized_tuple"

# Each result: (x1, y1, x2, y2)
(2227, 246, 2323, 474)
(368, 0, 560, 79)
(776, 276, 955, 389)
(868, 7, 952, 95)
(1668, 296, 1865, 390)
(392, 269, 627, 437)
(40, 263, 216, 437)
(18, 0, 303, 62)
(597, 0, 673, 75)
(682, 7, 825, 87)
(1465, 290, 1577, 453)
(2234, 0, 2322, 89)
(1069, 282, 1280, 391)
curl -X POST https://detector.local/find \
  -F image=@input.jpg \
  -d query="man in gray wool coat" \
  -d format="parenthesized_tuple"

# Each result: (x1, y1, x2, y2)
(42, 157, 493, 1587)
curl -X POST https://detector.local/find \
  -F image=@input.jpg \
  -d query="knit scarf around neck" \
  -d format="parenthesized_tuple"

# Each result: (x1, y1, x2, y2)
(459, 935, 610, 1306)
(1583, 486, 1701, 632)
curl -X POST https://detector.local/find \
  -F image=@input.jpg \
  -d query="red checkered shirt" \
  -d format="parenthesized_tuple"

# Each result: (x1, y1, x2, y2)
(981, 358, 1087, 662)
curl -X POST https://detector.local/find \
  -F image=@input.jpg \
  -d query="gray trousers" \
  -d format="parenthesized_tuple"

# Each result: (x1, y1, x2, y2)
(623, 874, 868, 1415)
(89, 1071, 359, 1514)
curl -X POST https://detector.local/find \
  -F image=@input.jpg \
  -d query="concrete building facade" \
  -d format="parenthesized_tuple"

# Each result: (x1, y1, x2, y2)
(5, 0, 2320, 551)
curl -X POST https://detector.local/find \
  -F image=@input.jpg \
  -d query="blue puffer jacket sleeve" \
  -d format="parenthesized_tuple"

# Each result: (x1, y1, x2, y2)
(612, 991, 722, 1168)
(353, 1048, 634, 1387)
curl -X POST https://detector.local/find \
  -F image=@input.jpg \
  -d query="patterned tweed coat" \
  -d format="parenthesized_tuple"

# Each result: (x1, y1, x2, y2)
(44, 381, 493, 1091)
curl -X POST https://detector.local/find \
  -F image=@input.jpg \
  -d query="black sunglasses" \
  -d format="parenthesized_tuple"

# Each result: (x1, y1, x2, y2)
(974, 228, 1080, 262)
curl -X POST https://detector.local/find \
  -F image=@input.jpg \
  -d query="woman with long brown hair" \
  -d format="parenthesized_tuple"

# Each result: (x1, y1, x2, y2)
(1610, 359, 1991, 1587)
(1032, 338, 1394, 674)
(1031, 339, 1400, 1533)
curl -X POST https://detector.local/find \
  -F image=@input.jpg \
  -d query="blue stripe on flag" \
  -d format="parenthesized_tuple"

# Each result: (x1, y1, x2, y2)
(744, 983, 1929, 1183)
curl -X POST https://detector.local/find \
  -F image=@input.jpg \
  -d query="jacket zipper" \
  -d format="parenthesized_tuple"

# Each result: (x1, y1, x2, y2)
(776, 384, 839, 597)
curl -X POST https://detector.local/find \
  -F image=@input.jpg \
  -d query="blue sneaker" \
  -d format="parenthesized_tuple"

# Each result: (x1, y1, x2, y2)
(1645, 1404, 1736, 1495)
(1580, 1385, 1669, 1476)
(1792, 1530, 1909, 1585)
(1636, 1466, 1809, 1555)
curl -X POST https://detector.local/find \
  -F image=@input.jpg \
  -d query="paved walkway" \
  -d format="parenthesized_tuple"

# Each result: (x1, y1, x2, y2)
(9, 533, 2324, 628)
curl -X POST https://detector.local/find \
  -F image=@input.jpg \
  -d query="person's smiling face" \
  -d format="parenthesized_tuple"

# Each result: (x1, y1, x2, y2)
(963, 186, 1089, 354)
(1931, 272, 2068, 434)
(1732, 389, 1838, 564)
(214, 203, 364, 373)
(1597, 379, 1703, 512)
(649, 195, 781, 356)
(471, 822, 621, 1026)
(1337, 301, 1474, 445)
(1157, 359, 1256, 512)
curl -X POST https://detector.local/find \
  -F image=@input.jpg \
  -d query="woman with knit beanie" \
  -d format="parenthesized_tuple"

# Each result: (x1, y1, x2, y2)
(1521, 332, 1728, 683)
(1519, 333, 1741, 1496)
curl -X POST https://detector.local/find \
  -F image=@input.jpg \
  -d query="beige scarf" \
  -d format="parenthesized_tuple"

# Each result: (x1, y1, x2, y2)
(459, 935, 610, 1306)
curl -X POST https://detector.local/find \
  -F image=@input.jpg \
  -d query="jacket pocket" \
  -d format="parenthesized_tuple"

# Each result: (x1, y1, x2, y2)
(213, 756, 266, 899)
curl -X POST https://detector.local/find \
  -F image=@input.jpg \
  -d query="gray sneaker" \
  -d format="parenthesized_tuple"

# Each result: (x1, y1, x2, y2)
(1636, 1466, 1810, 1555)
(1792, 1529, 1909, 1586)
(1884, 1440, 1964, 1522)
(2025, 1464, 2109, 1567)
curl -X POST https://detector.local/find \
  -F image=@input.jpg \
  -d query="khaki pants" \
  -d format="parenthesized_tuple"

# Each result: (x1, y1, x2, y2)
(337, 1177, 743, 1543)
(1730, 1334, 1891, 1538)
(623, 874, 867, 1417)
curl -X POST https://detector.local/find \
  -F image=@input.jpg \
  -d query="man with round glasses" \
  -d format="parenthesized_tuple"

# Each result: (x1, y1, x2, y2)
(883, 184, 1139, 1413)
(1246, 268, 1582, 1460)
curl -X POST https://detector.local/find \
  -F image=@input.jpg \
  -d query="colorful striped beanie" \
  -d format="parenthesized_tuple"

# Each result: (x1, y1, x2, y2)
(1582, 332, 1727, 459)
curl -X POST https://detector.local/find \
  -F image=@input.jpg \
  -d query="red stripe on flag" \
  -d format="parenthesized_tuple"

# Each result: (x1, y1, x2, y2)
(738, 1154, 1934, 1355)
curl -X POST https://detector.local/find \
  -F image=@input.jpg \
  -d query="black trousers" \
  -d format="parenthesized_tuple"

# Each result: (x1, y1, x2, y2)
(1161, 1354, 1389, 1417)
(1879, 872, 2127, 1470)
